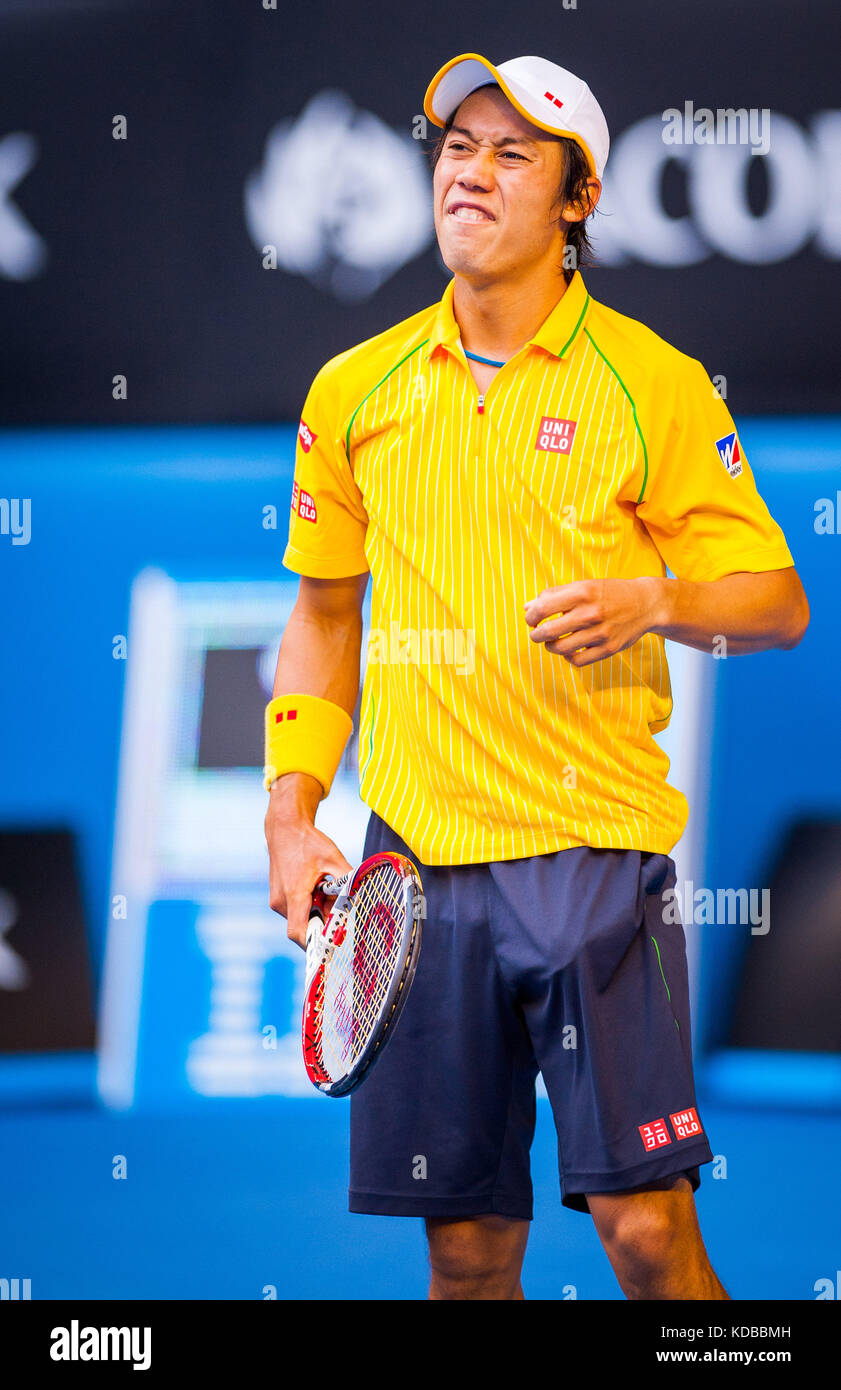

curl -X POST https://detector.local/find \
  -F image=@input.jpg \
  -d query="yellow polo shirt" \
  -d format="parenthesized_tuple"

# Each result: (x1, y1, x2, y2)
(282, 270, 794, 865)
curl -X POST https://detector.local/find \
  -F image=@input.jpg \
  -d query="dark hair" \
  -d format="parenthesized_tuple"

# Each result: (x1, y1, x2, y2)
(428, 106, 597, 284)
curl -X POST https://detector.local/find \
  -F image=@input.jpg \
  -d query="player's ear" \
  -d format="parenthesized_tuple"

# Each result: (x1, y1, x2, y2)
(563, 176, 601, 225)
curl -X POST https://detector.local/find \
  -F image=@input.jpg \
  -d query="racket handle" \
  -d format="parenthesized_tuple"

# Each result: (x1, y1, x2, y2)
(308, 870, 349, 922)
(305, 872, 347, 970)
(308, 887, 330, 923)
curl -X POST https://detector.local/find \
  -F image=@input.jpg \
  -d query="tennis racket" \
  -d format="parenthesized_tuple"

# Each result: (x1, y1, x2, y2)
(301, 851, 425, 1097)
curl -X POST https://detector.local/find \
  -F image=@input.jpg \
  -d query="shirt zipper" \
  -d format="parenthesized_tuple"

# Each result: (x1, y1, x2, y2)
(475, 393, 485, 459)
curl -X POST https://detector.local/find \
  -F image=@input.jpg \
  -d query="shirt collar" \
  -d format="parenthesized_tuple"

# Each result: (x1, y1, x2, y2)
(426, 270, 591, 364)
(529, 270, 591, 359)
(426, 277, 461, 359)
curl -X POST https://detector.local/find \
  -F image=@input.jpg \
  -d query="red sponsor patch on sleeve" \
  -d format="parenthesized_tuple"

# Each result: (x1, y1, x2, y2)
(298, 419, 317, 453)
(669, 1107, 703, 1141)
(291, 481, 317, 523)
(639, 1118, 672, 1152)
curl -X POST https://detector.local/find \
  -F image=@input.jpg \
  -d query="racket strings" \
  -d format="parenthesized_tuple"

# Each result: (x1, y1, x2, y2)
(318, 865, 408, 1078)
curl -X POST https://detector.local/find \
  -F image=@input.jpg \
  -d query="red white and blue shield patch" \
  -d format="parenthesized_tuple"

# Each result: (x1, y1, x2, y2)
(715, 431, 743, 478)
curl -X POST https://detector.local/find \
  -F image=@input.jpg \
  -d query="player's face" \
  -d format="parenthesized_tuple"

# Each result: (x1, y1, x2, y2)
(433, 86, 568, 284)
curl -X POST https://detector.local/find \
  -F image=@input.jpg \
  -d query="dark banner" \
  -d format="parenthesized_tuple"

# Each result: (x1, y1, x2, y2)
(0, 828, 95, 1053)
(0, 0, 839, 421)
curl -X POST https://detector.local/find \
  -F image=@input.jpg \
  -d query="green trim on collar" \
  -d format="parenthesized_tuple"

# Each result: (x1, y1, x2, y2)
(557, 292, 590, 359)
(584, 328, 649, 503)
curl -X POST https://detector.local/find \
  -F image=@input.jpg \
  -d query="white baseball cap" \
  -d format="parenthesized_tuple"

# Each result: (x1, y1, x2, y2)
(423, 52, 609, 180)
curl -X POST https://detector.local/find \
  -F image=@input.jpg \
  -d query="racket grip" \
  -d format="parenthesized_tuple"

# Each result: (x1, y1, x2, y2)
(309, 868, 353, 922)
(308, 886, 330, 922)
(309, 873, 340, 922)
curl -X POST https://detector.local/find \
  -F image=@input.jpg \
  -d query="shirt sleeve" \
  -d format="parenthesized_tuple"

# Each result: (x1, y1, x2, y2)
(282, 364, 370, 578)
(635, 355, 795, 582)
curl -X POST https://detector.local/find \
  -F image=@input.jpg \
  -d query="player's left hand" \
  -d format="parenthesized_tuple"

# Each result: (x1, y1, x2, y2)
(523, 577, 663, 666)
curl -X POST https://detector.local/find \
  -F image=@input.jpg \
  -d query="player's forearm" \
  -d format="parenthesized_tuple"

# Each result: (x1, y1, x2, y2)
(272, 599, 363, 709)
(268, 602, 363, 820)
(648, 570, 809, 655)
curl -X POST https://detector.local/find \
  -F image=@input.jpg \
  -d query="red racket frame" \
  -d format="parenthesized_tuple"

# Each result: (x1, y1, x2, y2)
(301, 851, 424, 1097)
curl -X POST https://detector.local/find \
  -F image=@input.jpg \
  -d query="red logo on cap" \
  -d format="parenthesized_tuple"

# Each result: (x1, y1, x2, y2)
(535, 416, 577, 453)
(639, 1119, 672, 1152)
(544, 90, 564, 110)
(670, 1107, 703, 1141)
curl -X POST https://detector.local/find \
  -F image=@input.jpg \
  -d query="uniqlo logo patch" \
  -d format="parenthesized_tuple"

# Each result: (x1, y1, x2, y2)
(639, 1118, 672, 1152)
(291, 480, 317, 523)
(670, 1107, 703, 1141)
(298, 419, 317, 453)
(535, 416, 577, 453)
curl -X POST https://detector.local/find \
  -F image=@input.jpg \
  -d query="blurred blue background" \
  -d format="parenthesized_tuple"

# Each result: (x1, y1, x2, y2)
(1, 422, 839, 1299)
(1, 0, 840, 1302)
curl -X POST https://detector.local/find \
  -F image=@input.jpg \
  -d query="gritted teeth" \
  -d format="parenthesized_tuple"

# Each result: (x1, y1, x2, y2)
(449, 205, 494, 222)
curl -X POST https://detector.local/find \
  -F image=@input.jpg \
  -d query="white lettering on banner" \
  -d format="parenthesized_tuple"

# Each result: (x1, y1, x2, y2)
(589, 111, 841, 267)
(0, 132, 48, 280)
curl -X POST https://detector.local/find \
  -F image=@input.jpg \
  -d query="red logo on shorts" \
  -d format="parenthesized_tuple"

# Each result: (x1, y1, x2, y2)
(639, 1118, 672, 1152)
(669, 1107, 703, 1141)
(291, 479, 317, 523)
(535, 416, 577, 453)
(298, 419, 317, 452)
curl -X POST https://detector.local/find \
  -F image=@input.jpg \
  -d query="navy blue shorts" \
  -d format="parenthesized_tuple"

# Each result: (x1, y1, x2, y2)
(349, 810, 714, 1220)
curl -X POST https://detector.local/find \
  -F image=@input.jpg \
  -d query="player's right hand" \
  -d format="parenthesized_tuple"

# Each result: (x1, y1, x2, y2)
(265, 805, 353, 949)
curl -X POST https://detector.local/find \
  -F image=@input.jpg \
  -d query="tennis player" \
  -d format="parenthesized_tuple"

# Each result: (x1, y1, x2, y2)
(265, 53, 809, 1300)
